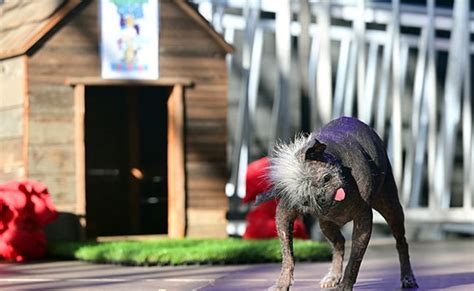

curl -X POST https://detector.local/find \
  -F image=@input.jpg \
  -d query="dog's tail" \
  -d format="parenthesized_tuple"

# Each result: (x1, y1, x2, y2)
(254, 190, 277, 206)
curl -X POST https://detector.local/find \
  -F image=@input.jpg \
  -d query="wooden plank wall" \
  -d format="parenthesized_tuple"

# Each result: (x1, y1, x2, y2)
(26, 8, 94, 212)
(160, 1, 229, 238)
(0, 56, 27, 182)
(27, 0, 228, 237)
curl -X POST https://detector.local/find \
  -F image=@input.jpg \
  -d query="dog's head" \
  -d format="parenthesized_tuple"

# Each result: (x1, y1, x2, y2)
(268, 134, 345, 216)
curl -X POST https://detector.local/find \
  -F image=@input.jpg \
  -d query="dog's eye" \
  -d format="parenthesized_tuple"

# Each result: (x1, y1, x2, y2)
(323, 174, 332, 183)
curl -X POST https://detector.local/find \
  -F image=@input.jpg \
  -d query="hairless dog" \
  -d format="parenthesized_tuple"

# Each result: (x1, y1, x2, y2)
(261, 117, 418, 291)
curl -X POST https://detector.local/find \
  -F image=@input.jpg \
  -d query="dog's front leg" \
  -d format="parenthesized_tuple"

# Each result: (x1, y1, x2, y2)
(338, 208, 373, 291)
(274, 201, 297, 291)
(320, 220, 345, 288)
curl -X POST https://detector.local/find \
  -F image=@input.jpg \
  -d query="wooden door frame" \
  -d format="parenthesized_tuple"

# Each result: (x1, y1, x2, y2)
(69, 77, 191, 238)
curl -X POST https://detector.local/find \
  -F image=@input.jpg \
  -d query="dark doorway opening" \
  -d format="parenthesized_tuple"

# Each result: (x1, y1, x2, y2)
(84, 85, 172, 237)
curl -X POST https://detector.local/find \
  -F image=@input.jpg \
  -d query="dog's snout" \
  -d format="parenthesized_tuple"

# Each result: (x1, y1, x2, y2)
(303, 199, 310, 207)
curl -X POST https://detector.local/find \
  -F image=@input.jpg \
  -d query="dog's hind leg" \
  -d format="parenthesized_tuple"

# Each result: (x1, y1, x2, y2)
(319, 220, 345, 289)
(274, 202, 297, 291)
(372, 169, 418, 289)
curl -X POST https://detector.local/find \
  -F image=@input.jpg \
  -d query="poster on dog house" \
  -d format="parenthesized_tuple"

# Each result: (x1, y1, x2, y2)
(100, 0, 159, 79)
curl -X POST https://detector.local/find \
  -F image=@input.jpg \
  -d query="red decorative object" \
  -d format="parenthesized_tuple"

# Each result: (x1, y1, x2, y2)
(243, 157, 309, 240)
(0, 181, 58, 262)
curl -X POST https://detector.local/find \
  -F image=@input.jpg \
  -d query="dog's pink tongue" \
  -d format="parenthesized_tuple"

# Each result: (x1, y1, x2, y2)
(335, 188, 346, 201)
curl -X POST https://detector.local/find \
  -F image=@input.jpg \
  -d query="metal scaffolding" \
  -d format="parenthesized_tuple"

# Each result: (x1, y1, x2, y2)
(191, 0, 474, 234)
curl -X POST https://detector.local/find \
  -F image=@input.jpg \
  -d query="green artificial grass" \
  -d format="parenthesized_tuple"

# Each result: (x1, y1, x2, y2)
(47, 238, 332, 266)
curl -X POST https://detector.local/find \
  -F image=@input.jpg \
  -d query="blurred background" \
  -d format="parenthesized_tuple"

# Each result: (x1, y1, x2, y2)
(187, 0, 473, 240)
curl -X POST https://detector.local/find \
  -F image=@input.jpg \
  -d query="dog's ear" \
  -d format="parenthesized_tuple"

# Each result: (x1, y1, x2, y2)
(305, 139, 326, 161)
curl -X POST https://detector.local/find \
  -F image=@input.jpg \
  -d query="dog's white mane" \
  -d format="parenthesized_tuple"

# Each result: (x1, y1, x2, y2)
(268, 134, 316, 208)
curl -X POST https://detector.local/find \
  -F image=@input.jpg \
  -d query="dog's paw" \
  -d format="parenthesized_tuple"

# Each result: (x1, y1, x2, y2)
(320, 272, 341, 289)
(271, 269, 293, 291)
(268, 284, 290, 291)
(269, 281, 291, 291)
(336, 282, 353, 291)
(401, 274, 419, 289)
(271, 272, 293, 291)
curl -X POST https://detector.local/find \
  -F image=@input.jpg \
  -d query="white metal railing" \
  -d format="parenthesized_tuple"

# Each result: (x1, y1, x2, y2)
(189, 0, 474, 229)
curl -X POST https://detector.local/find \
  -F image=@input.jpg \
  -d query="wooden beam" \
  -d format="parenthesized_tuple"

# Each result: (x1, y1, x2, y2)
(74, 84, 86, 217)
(167, 85, 186, 238)
(0, 0, 83, 60)
(22, 55, 29, 179)
(65, 77, 194, 87)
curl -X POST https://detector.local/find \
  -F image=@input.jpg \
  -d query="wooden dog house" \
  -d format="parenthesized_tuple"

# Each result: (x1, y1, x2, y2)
(0, 0, 232, 238)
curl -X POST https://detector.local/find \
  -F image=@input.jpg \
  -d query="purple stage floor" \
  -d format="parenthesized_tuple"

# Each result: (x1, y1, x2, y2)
(0, 239, 472, 290)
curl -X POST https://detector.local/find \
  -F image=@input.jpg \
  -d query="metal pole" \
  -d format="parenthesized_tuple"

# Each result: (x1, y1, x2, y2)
(212, 3, 225, 34)
(391, 0, 403, 187)
(363, 42, 379, 125)
(308, 34, 320, 128)
(226, 0, 260, 198)
(355, 0, 366, 122)
(298, 0, 311, 133)
(434, 0, 466, 209)
(270, 0, 291, 146)
(375, 24, 392, 138)
(462, 1, 472, 210)
(316, 0, 333, 126)
(343, 40, 357, 116)
(333, 39, 350, 118)
(425, 0, 438, 209)
(248, 28, 264, 126)
(402, 27, 427, 206)
(388, 40, 408, 190)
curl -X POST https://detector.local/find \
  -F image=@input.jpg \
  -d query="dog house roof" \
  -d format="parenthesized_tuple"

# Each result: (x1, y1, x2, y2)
(0, 0, 233, 60)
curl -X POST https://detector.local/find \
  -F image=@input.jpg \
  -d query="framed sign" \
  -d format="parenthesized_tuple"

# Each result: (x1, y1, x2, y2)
(100, 0, 159, 80)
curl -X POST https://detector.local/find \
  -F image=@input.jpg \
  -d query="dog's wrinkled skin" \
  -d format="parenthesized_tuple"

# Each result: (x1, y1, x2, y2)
(265, 117, 418, 291)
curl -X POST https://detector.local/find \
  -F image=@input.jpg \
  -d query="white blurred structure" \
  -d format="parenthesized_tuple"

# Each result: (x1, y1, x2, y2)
(189, 0, 473, 236)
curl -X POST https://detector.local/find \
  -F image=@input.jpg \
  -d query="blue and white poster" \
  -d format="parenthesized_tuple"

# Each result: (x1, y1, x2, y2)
(100, 0, 159, 80)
